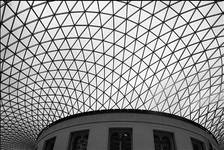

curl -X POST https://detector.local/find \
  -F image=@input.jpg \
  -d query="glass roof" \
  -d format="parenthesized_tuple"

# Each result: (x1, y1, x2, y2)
(1, 1, 224, 149)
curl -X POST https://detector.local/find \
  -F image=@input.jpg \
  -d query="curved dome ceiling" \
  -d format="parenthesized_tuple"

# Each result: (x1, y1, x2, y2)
(1, 1, 224, 149)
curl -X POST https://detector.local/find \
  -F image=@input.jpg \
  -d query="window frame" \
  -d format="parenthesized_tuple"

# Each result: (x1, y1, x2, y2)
(43, 137, 56, 150)
(153, 130, 176, 150)
(191, 137, 206, 150)
(108, 127, 133, 150)
(67, 129, 89, 150)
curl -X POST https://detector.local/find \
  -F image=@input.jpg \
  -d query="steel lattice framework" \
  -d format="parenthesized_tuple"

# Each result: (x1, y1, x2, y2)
(0, 1, 224, 150)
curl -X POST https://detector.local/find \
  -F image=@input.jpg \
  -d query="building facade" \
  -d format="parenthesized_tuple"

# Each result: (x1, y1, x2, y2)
(38, 110, 219, 150)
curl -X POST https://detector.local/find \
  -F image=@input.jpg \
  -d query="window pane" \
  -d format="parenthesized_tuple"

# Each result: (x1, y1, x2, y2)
(154, 135, 161, 150)
(69, 130, 89, 150)
(109, 128, 132, 150)
(153, 130, 176, 150)
(191, 138, 205, 150)
(43, 137, 56, 150)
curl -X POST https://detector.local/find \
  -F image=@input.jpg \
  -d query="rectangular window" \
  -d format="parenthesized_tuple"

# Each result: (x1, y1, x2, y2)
(191, 138, 205, 150)
(68, 130, 89, 150)
(153, 130, 176, 150)
(43, 137, 56, 150)
(109, 128, 132, 150)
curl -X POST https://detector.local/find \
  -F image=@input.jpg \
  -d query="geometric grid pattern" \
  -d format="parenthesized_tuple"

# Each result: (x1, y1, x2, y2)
(1, 1, 224, 149)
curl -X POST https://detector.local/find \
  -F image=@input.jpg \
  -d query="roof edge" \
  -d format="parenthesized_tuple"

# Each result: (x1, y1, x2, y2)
(37, 109, 218, 144)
